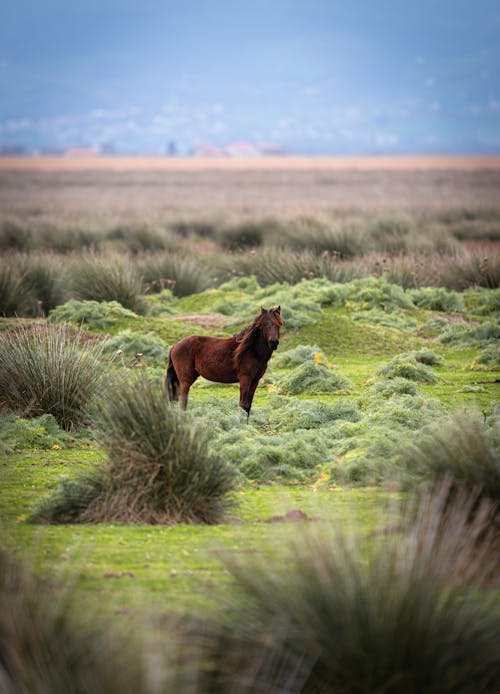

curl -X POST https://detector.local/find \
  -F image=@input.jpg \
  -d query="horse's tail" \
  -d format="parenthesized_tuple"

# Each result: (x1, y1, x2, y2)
(164, 352, 180, 402)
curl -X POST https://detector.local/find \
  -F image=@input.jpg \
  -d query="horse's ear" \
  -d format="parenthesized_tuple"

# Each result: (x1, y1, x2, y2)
(261, 306, 266, 314)
(276, 305, 281, 314)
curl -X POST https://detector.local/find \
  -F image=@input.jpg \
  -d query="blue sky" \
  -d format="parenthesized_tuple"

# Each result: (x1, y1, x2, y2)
(1, 0, 500, 154)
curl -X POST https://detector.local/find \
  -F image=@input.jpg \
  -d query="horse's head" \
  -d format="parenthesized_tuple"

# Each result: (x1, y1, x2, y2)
(259, 306, 283, 351)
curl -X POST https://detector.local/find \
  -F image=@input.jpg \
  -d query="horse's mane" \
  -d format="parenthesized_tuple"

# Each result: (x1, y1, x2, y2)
(233, 309, 282, 369)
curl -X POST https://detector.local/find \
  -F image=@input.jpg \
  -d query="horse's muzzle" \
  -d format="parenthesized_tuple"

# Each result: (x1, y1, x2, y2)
(269, 339, 279, 351)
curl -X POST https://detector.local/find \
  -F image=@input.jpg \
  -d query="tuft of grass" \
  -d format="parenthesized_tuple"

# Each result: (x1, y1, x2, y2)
(216, 221, 265, 250)
(0, 219, 32, 251)
(401, 409, 500, 508)
(0, 549, 145, 692)
(0, 258, 30, 316)
(139, 251, 213, 297)
(193, 485, 500, 693)
(15, 252, 68, 316)
(0, 323, 105, 430)
(69, 253, 146, 313)
(105, 222, 172, 253)
(35, 374, 238, 524)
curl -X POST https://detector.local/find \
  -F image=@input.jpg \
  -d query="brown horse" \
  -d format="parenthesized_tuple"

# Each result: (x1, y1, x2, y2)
(164, 306, 283, 417)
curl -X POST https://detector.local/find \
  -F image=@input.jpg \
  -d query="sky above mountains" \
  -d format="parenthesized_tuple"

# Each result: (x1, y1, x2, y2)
(1, 0, 500, 154)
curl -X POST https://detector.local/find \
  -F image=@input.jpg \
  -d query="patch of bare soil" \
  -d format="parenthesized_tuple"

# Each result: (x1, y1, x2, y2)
(265, 509, 320, 523)
(165, 313, 231, 329)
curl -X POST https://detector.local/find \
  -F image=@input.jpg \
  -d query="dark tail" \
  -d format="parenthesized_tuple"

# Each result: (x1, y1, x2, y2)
(164, 353, 180, 402)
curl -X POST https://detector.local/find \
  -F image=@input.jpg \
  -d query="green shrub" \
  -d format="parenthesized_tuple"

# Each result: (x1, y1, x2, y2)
(101, 329, 168, 367)
(276, 362, 353, 395)
(0, 413, 74, 452)
(69, 254, 145, 313)
(0, 550, 145, 691)
(194, 487, 500, 693)
(376, 354, 440, 383)
(463, 287, 500, 316)
(412, 349, 444, 366)
(371, 377, 418, 397)
(273, 344, 326, 369)
(50, 299, 138, 330)
(0, 324, 105, 430)
(409, 286, 464, 312)
(469, 344, 500, 369)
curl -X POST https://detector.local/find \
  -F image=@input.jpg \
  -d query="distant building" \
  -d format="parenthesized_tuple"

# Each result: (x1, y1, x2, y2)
(256, 142, 287, 156)
(191, 143, 227, 157)
(64, 146, 100, 158)
(190, 140, 288, 158)
(224, 141, 261, 157)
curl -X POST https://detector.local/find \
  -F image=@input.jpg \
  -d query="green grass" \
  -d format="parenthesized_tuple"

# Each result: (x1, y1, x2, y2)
(1, 273, 499, 629)
(1, 448, 395, 618)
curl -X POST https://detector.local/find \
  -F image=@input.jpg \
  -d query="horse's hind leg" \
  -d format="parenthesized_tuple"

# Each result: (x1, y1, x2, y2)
(179, 374, 198, 410)
(164, 358, 180, 402)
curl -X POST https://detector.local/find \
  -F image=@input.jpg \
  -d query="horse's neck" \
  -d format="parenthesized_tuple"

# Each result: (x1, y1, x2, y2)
(253, 329, 272, 360)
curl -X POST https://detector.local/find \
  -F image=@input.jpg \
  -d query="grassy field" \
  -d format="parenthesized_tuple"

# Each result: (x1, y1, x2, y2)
(1, 158, 499, 690)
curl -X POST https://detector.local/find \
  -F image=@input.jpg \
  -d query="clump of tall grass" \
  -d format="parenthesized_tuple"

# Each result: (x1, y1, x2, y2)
(216, 221, 266, 250)
(0, 219, 32, 251)
(14, 252, 68, 316)
(33, 225, 102, 253)
(139, 251, 213, 296)
(286, 216, 366, 258)
(0, 324, 105, 430)
(36, 375, 237, 524)
(0, 549, 145, 692)
(0, 258, 30, 316)
(104, 222, 173, 253)
(192, 484, 500, 693)
(401, 409, 500, 509)
(49, 299, 138, 330)
(224, 247, 360, 287)
(69, 253, 146, 313)
(436, 246, 500, 289)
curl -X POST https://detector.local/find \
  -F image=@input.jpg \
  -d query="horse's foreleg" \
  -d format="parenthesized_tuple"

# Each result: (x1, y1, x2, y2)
(239, 375, 260, 420)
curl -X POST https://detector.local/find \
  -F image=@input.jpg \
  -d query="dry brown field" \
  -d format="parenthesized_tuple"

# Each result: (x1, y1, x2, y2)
(1, 155, 500, 226)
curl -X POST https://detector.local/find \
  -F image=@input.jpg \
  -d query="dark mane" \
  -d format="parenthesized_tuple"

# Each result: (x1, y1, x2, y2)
(233, 309, 283, 369)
